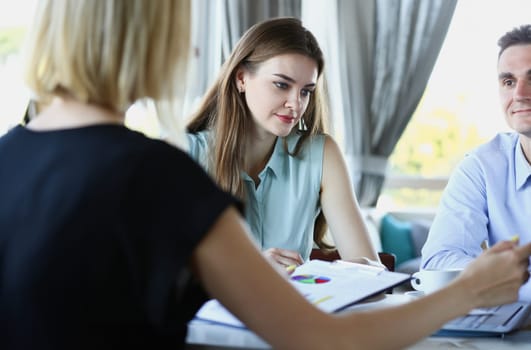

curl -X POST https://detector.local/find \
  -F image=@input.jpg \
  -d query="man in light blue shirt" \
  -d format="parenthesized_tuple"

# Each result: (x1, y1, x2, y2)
(421, 24, 531, 301)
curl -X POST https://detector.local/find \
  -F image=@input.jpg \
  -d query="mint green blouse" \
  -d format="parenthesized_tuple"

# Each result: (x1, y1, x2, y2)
(187, 131, 325, 261)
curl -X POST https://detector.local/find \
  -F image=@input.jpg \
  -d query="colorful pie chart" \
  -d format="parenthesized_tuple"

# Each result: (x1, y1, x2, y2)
(291, 274, 331, 284)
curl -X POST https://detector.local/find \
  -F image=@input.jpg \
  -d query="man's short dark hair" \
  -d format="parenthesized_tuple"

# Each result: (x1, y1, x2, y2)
(498, 24, 531, 58)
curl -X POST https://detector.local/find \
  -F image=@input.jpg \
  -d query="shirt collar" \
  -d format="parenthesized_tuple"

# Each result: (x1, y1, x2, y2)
(515, 139, 531, 190)
(264, 136, 286, 178)
(241, 136, 286, 182)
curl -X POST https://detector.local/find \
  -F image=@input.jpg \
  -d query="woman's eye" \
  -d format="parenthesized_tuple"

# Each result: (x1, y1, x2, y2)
(274, 82, 288, 89)
(301, 89, 313, 97)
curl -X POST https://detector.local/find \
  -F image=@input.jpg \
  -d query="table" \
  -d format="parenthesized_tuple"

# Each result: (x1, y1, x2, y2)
(186, 294, 531, 349)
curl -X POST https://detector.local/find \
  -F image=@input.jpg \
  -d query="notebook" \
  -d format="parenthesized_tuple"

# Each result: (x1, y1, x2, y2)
(194, 259, 411, 328)
(434, 301, 531, 337)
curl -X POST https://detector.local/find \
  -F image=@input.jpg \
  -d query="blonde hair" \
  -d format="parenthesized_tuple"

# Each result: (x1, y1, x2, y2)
(23, 0, 190, 114)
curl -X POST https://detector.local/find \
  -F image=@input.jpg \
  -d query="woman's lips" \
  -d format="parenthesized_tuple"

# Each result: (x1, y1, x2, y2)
(276, 114, 296, 123)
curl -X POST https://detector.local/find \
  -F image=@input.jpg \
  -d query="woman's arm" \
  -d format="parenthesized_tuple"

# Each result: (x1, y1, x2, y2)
(192, 207, 333, 349)
(192, 206, 531, 350)
(319, 135, 379, 261)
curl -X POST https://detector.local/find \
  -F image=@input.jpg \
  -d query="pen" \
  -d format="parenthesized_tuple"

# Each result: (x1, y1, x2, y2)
(286, 265, 297, 274)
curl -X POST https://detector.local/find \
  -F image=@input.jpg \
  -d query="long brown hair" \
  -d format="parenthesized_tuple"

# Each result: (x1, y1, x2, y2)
(187, 17, 332, 249)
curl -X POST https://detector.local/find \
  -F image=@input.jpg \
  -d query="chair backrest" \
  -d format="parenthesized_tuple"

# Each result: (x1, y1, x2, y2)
(309, 249, 396, 272)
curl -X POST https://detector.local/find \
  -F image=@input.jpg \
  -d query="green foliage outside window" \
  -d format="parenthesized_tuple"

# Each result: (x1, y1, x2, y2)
(390, 107, 485, 177)
(0, 27, 26, 62)
(381, 97, 487, 208)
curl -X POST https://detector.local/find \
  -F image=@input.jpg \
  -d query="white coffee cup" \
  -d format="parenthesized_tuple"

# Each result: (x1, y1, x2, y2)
(411, 268, 463, 294)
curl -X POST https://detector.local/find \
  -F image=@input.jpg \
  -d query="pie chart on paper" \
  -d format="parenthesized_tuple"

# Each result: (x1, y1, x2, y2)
(291, 274, 331, 284)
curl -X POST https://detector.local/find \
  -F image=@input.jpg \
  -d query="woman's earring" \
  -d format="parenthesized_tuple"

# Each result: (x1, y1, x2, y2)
(239, 86, 244, 94)
(298, 118, 307, 131)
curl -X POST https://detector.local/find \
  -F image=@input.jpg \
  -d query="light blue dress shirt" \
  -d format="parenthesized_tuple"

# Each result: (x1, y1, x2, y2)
(421, 132, 531, 301)
(187, 131, 325, 261)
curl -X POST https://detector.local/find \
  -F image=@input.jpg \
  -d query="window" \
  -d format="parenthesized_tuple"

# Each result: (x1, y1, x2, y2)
(3, 0, 530, 204)
(0, 0, 157, 138)
(0, 0, 36, 135)
(378, 0, 531, 211)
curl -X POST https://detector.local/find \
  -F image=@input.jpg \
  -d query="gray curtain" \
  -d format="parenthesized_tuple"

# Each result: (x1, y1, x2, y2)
(306, 0, 456, 207)
(223, 0, 301, 59)
(180, 0, 226, 118)
(156, 0, 225, 148)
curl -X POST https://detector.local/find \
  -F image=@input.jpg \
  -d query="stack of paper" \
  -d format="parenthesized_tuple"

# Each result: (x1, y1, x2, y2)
(194, 259, 411, 328)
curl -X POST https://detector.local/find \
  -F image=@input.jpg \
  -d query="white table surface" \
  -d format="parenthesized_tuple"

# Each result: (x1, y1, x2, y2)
(186, 293, 531, 349)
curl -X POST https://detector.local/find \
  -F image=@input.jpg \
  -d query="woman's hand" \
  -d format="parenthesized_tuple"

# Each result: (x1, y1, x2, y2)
(453, 240, 531, 309)
(263, 248, 304, 274)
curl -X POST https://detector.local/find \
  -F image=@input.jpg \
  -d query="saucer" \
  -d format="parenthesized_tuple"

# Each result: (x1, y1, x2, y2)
(404, 291, 425, 299)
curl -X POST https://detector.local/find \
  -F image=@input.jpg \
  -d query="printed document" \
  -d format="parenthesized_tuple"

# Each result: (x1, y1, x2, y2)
(194, 259, 411, 328)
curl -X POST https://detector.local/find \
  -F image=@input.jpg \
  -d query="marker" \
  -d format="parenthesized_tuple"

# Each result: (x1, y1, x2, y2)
(313, 295, 333, 305)
(510, 234, 519, 243)
(286, 265, 297, 273)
